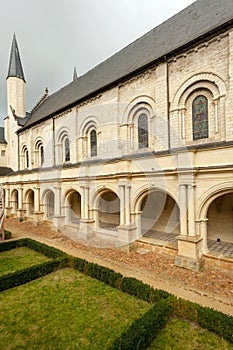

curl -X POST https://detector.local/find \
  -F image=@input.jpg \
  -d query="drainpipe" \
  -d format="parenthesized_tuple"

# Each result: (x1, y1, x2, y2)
(165, 57, 171, 150)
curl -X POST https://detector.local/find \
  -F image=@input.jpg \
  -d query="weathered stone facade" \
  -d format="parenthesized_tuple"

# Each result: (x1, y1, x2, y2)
(1, 1, 233, 270)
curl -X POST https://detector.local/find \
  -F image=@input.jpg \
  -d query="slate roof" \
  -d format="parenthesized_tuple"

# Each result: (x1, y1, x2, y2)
(22, 0, 233, 130)
(7, 33, 26, 82)
(0, 127, 6, 144)
(0, 167, 13, 176)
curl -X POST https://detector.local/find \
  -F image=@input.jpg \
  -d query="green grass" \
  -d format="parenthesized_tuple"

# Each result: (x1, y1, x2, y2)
(148, 317, 233, 350)
(0, 247, 50, 276)
(0, 268, 151, 350)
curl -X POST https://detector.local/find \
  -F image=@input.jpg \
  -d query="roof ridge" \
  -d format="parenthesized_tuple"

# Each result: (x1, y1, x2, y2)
(30, 88, 49, 114)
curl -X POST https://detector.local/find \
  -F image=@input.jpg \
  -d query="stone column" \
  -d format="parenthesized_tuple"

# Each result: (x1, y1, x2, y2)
(34, 187, 40, 212)
(80, 186, 85, 220)
(179, 184, 188, 236)
(85, 186, 90, 220)
(125, 185, 131, 226)
(200, 219, 209, 254)
(187, 184, 196, 236)
(5, 188, 10, 208)
(54, 186, 61, 217)
(18, 187, 23, 210)
(119, 185, 125, 226)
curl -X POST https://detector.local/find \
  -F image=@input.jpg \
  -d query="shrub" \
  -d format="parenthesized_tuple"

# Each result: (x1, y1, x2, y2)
(0, 239, 20, 252)
(172, 297, 233, 343)
(0, 229, 12, 240)
(108, 299, 173, 350)
(0, 258, 68, 292)
(22, 238, 67, 259)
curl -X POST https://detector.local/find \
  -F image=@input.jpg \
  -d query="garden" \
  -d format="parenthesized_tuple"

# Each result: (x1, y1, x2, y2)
(0, 238, 232, 349)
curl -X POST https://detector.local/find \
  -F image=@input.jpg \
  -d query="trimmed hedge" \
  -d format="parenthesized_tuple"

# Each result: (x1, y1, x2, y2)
(108, 299, 173, 350)
(0, 239, 20, 252)
(0, 238, 232, 345)
(0, 258, 68, 292)
(172, 297, 233, 343)
(0, 238, 66, 259)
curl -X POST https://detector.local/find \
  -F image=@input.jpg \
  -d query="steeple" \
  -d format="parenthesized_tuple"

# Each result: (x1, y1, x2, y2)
(73, 66, 78, 81)
(7, 33, 26, 82)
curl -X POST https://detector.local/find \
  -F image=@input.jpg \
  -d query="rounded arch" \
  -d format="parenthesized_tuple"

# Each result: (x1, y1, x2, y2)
(64, 188, 82, 225)
(11, 189, 18, 213)
(172, 72, 227, 110)
(62, 186, 82, 205)
(43, 189, 55, 219)
(132, 184, 178, 213)
(91, 185, 119, 209)
(123, 95, 155, 125)
(79, 116, 99, 136)
(24, 188, 35, 216)
(124, 97, 154, 125)
(56, 127, 70, 141)
(34, 138, 44, 167)
(197, 182, 233, 221)
(133, 186, 180, 236)
(93, 187, 120, 231)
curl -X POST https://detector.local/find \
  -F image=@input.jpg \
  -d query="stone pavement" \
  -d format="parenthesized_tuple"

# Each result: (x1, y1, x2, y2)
(4, 218, 233, 316)
(145, 229, 233, 258)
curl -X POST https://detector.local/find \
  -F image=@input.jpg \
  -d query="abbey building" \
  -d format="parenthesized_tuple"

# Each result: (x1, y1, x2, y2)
(1, 0, 233, 270)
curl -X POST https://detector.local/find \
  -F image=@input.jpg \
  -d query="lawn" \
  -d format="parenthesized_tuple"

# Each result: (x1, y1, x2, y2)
(0, 268, 151, 349)
(148, 317, 233, 350)
(0, 247, 50, 276)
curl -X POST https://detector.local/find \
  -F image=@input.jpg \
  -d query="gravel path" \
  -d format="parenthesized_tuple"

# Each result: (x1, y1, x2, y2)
(4, 218, 233, 316)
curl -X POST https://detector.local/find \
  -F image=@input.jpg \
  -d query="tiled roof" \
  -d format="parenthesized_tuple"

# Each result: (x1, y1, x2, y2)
(22, 0, 233, 130)
(7, 33, 26, 82)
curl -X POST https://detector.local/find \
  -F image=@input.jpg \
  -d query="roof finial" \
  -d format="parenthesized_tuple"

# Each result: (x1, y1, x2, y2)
(73, 66, 78, 81)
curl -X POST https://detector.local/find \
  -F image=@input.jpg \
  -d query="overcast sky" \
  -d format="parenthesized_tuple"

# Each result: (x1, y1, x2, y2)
(0, 0, 195, 125)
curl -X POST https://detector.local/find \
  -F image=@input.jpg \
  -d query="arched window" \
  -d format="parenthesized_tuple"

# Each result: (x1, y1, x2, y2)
(90, 129, 97, 157)
(21, 146, 29, 169)
(138, 113, 148, 149)
(192, 95, 208, 140)
(35, 140, 44, 167)
(64, 137, 70, 162)
(57, 130, 71, 163)
(40, 146, 44, 165)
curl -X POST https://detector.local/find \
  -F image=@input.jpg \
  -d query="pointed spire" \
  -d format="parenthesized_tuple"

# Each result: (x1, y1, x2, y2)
(73, 66, 78, 81)
(7, 33, 26, 82)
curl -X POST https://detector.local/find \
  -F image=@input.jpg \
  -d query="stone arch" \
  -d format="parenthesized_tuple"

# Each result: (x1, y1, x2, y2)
(132, 184, 178, 213)
(172, 71, 227, 110)
(92, 187, 120, 231)
(11, 189, 18, 213)
(79, 116, 99, 136)
(56, 127, 71, 163)
(24, 189, 34, 217)
(197, 183, 233, 249)
(34, 138, 44, 167)
(123, 95, 155, 125)
(197, 183, 233, 221)
(132, 186, 180, 237)
(64, 188, 82, 225)
(42, 189, 55, 219)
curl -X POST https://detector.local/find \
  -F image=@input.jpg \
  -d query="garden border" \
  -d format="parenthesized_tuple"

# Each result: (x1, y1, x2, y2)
(0, 238, 232, 348)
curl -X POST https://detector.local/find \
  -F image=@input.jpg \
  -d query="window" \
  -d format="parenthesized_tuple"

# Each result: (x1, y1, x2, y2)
(21, 146, 29, 168)
(35, 140, 44, 167)
(138, 113, 148, 149)
(64, 137, 70, 162)
(40, 146, 44, 165)
(90, 129, 97, 157)
(192, 95, 208, 140)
